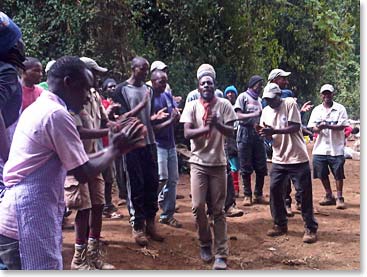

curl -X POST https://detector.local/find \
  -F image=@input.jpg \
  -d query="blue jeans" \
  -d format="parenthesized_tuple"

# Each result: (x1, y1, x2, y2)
(0, 235, 21, 270)
(157, 146, 179, 220)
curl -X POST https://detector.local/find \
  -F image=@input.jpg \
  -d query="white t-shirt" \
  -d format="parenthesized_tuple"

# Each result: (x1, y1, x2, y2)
(260, 97, 309, 164)
(180, 97, 236, 166)
(307, 101, 348, 156)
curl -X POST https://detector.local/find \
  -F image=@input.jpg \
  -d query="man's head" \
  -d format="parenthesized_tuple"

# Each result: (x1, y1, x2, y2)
(47, 56, 93, 113)
(248, 75, 264, 94)
(262, 83, 282, 108)
(198, 75, 215, 102)
(102, 78, 117, 98)
(320, 84, 334, 106)
(80, 57, 107, 87)
(151, 70, 168, 94)
(224, 85, 238, 105)
(150, 60, 167, 73)
(131, 56, 149, 83)
(22, 57, 43, 85)
(197, 64, 216, 81)
(268, 69, 291, 89)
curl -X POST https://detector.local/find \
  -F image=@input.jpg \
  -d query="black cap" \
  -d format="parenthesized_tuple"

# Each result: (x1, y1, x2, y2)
(248, 75, 264, 88)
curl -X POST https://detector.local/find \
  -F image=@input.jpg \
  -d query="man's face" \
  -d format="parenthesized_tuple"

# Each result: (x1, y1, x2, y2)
(321, 91, 334, 105)
(133, 61, 149, 82)
(198, 75, 215, 101)
(24, 62, 43, 85)
(66, 69, 93, 113)
(253, 80, 264, 94)
(226, 91, 236, 104)
(265, 95, 281, 109)
(106, 81, 116, 94)
(273, 76, 289, 89)
(152, 73, 168, 94)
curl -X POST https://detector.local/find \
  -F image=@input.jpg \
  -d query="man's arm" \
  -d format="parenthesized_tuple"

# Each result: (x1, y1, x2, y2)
(77, 126, 109, 139)
(259, 121, 300, 138)
(153, 109, 179, 132)
(0, 113, 10, 162)
(235, 109, 261, 120)
(183, 122, 210, 140)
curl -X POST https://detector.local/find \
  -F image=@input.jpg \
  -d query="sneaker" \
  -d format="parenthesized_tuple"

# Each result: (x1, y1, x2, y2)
(87, 239, 115, 269)
(336, 197, 346, 209)
(71, 245, 96, 270)
(286, 205, 294, 217)
(212, 258, 227, 270)
(159, 217, 183, 228)
(319, 195, 336, 206)
(200, 246, 213, 263)
(266, 225, 288, 237)
(146, 218, 165, 242)
(302, 229, 317, 243)
(296, 202, 302, 211)
(225, 205, 244, 217)
(132, 229, 148, 246)
(242, 196, 252, 206)
(253, 195, 269, 205)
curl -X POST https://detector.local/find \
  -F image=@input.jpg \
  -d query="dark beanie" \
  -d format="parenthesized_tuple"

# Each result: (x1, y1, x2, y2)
(248, 75, 264, 88)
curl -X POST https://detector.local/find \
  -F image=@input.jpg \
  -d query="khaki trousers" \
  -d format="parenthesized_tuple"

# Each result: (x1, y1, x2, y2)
(190, 163, 228, 258)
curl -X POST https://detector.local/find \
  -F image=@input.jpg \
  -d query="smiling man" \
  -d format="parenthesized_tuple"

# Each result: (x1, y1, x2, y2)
(307, 84, 348, 209)
(180, 73, 236, 270)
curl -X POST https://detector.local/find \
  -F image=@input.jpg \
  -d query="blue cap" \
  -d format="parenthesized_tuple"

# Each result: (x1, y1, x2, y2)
(0, 12, 22, 55)
(224, 85, 238, 97)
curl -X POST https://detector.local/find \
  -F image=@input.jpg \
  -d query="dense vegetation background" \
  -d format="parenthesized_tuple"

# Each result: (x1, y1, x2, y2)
(1, 0, 360, 118)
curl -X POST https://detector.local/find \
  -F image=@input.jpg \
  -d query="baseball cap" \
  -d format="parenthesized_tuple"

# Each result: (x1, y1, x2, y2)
(45, 60, 56, 73)
(268, 69, 291, 82)
(320, 84, 334, 94)
(262, 83, 281, 99)
(0, 12, 22, 55)
(197, 64, 216, 80)
(80, 57, 108, 72)
(150, 61, 167, 72)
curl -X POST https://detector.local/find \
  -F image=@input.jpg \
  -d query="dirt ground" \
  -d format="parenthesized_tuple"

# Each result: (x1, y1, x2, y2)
(61, 142, 360, 270)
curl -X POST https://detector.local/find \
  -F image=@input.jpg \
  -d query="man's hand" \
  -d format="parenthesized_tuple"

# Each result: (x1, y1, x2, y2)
(300, 101, 314, 113)
(105, 103, 121, 119)
(151, 107, 169, 121)
(259, 123, 274, 138)
(206, 114, 218, 127)
(316, 122, 329, 130)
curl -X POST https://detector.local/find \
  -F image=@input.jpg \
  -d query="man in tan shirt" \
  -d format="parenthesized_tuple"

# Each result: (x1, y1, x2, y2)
(180, 73, 236, 270)
(259, 83, 318, 244)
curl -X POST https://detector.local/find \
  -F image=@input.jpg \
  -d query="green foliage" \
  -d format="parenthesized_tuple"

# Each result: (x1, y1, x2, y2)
(0, 0, 359, 118)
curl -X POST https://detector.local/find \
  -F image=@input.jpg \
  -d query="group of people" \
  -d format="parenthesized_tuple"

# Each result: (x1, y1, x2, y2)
(0, 12, 351, 270)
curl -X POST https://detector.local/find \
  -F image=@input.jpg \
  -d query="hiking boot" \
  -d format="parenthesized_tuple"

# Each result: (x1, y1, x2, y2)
(87, 238, 115, 270)
(71, 244, 96, 270)
(286, 205, 294, 217)
(146, 218, 164, 242)
(253, 195, 269, 205)
(212, 258, 227, 270)
(225, 204, 244, 217)
(336, 197, 346, 209)
(242, 196, 252, 206)
(319, 195, 336, 206)
(159, 217, 183, 228)
(132, 228, 149, 246)
(302, 229, 317, 243)
(296, 202, 302, 211)
(266, 225, 288, 237)
(200, 246, 213, 263)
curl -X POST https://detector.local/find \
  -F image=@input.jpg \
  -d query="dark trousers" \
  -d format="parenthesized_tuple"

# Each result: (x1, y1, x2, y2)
(115, 157, 127, 200)
(224, 165, 236, 211)
(125, 144, 159, 230)
(0, 234, 21, 270)
(269, 162, 318, 231)
(285, 177, 301, 206)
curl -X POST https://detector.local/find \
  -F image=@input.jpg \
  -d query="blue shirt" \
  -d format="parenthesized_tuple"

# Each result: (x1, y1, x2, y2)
(153, 92, 177, 149)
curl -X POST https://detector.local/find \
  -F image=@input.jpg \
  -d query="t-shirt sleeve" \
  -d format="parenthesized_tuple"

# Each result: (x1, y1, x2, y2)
(286, 98, 302, 124)
(180, 101, 194, 124)
(113, 83, 130, 115)
(71, 112, 83, 127)
(338, 106, 348, 126)
(47, 110, 89, 171)
(307, 108, 319, 128)
(223, 101, 237, 125)
(233, 93, 246, 112)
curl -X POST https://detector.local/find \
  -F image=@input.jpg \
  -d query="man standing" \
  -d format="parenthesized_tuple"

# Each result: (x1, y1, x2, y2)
(113, 57, 164, 246)
(259, 83, 318, 244)
(307, 84, 348, 209)
(235, 75, 268, 206)
(151, 70, 182, 228)
(180, 73, 236, 270)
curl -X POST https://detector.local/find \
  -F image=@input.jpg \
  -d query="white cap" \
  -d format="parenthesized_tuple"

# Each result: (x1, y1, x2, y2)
(45, 60, 56, 73)
(197, 63, 216, 80)
(262, 83, 282, 99)
(80, 57, 108, 72)
(268, 68, 291, 82)
(150, 61, 167, 72)
(320, 84, 334, 94)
